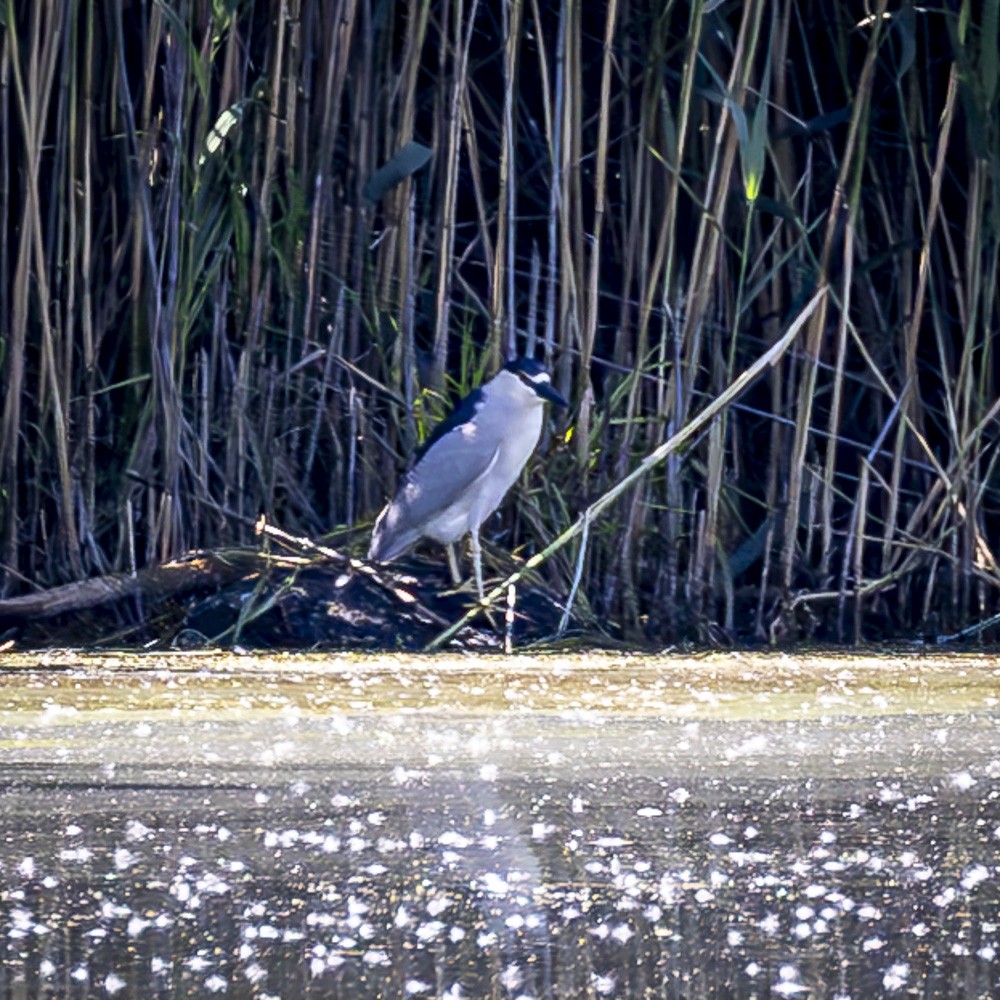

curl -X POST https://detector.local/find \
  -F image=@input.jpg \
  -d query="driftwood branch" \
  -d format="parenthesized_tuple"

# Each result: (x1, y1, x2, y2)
(0, 550, 281, 622)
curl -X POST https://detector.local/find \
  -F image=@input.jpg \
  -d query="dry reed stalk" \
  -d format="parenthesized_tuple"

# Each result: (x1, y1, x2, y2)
(820, 220, 853, 582)
(430, 0, 479, 389)
(905, 63, 959, 443)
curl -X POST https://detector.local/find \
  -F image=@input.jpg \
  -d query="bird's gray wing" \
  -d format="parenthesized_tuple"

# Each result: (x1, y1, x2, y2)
(391, 423, 501, 525)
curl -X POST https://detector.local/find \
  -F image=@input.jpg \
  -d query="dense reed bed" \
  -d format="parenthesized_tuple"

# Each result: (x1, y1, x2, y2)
(1, 0, 999, 643)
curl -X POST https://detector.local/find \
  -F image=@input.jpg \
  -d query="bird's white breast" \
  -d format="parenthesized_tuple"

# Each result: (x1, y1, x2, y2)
(422, 371, 545, 542)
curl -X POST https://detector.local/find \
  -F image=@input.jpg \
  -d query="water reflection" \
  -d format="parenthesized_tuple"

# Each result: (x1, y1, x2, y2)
(1, 659, 998, 998)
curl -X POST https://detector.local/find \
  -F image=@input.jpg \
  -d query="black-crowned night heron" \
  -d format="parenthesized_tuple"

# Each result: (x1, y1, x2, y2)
(368, 357, 568, 599)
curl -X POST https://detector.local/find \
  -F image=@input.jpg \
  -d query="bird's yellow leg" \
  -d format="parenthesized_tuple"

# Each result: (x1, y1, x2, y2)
(469, 530, 485, 603)
(446, 543, 462, 585)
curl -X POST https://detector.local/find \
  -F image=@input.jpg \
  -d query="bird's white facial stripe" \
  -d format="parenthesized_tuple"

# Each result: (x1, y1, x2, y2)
(518, 372, 552, 387)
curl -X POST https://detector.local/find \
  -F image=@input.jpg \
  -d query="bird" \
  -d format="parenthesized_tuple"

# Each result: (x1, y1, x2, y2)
(368, 356, 568, 600)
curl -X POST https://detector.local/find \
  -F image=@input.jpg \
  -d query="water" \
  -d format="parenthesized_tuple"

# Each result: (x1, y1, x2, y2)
(1, 651, 998, 998)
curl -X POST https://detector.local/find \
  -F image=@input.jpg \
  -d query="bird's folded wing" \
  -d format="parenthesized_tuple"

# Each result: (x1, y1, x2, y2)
(393, 426, 501, 523)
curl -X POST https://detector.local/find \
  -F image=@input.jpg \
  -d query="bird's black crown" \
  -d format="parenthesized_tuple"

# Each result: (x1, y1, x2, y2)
(503, 356, 550, 379)
(503, 356, 568, 407)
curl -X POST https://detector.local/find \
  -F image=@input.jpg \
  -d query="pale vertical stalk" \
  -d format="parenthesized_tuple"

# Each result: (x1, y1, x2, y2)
(852, 461, 870, 643)
(705, 207, 753, 606)
(953, 163, 986, 613)
(554, 0, 581, 393)
(536, 0, 562, 370)
(80, 0, 96, 538)
(956, 163, 984, 446)
(285, 0, 300, 187)
(1, 32, 27, 588)
(343, 0, 376, 368)
(372, 1, 421, 324)
(490, 0, 523, 366)
(228, 2, 286, 532)
(948, 514, 959, 632)
(882, 421, 907, 575)
(301, 0, 357, 349)
(754, 0, 794, 611)
(660, 0, 703, 321)
(157, 29, 183, 555)
(198, 349, 209, 495)
(394, 0, 431, 415)
(820, 222, 853, 579)
(526, 242, 540, 357)
(401, 193, 417, 448)
(431, 0, 480, 388)
(244, 0, 286, 360)
(897, 51, 920, 347)
(901, 62, 958, 442)
(578, 0, 618, 468)
(281, 0, 303, 470)
(459, 91, 496, 314)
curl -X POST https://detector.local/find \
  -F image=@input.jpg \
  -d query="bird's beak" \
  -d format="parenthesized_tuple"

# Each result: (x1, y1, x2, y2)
(538, 382, 569, 408)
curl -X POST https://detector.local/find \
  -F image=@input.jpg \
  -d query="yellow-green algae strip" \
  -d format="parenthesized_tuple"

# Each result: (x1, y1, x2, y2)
(0, 651, 998, 723)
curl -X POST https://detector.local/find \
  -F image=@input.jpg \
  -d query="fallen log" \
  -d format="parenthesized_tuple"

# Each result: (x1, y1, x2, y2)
(0, 550, 275, 621)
